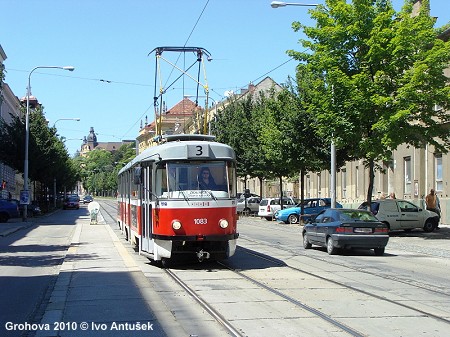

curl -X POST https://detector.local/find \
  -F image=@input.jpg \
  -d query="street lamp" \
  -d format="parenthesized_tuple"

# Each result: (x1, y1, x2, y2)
(23, 65, 74, 220)
(270, 1, 319, 8)
(53, 117, 80, 127)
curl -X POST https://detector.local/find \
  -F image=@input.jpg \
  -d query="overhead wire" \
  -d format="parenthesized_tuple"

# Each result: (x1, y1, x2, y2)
(4, 52, 297, 141)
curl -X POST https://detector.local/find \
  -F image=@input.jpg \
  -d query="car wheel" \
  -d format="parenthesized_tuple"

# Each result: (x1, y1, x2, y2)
(243, 207, 251, 216)
(327, 237, 337, 255)
(0, 213, 8, 223)
(265, 217, 272, 221)
(303, 233, 312, 249)
(423, 220, 435, 232)
(374, 247, 385, 256)
(288, 214, 299, 224)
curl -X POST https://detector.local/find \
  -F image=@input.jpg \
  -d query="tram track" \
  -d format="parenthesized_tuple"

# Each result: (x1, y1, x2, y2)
(164, 262, 365, 337)
(161, 236, 450, 336)
(239, 233, 450, 298)
(229, 245, 450, 325)
(214, 258, 365, 337)
(164, 268, 245, 337)
(100, 200, 363, 335)
(97, 199, 450, 336)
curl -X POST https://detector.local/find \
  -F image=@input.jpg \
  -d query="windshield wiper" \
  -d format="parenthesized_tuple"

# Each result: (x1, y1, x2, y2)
(179, 190, 190, 202)
(201, 189, 217, 201)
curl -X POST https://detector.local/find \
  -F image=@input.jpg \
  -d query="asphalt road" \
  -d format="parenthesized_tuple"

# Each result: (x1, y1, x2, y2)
(0, 208, 84, 337)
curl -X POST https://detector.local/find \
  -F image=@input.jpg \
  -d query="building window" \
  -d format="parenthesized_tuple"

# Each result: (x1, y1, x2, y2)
(435, 154, 443, 192)
(342, 168, 347, 199)
(404, 157, 411, 194)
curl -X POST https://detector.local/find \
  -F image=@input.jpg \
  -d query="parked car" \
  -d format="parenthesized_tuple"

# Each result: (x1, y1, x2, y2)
(358, 199, 439, 232)
(302, 208, 389, 255)
(68, 194, 80, 202)
(63, 196, 80, 210)
(9, 199, 41, 217)
(0, 199, 20, 223)
(258, 197, 297, 220)
(275, 198, 343, 224)
(237, 196, 261, 215)
(82, 195, 94, 204)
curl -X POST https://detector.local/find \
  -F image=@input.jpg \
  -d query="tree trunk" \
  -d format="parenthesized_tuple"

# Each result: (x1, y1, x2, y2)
(366, 159, 375, 210)
(279, 175, 284, 209)
(300, 169, 305, 216)
(258, 176, 263, 198)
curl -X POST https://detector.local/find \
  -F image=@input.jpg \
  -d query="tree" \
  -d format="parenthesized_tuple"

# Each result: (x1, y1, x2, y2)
(288, 0, 450, 204)
(77, 143, 135, 196)
(256, 82, 331, 210)
(211, 94, 271, 197)
(265, 80, 332, 212)
(0, 105, 79, 203)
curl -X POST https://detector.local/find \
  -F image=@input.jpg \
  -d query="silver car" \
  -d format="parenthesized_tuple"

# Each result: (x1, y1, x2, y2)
(236, 197, 260, 215)
(258, 197, 296, 221)
(359, 199, 439, 232)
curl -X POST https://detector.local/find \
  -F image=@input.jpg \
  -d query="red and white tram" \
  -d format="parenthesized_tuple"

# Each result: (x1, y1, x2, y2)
(117, 134, 238, 264)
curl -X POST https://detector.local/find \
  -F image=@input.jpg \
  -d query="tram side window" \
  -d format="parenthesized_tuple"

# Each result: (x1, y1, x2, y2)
(126, 170, 131, 200)
(156, 166, 167, 197)
(227, 163, 236, 197)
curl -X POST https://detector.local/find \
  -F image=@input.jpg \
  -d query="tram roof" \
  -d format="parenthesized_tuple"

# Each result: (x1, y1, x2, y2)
(119, 134, 235, 174)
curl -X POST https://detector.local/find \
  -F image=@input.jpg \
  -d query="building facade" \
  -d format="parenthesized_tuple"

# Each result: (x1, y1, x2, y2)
(79, 127, 135, 157)
(0, 44, 25, 201)
(136, 98, 202, 153)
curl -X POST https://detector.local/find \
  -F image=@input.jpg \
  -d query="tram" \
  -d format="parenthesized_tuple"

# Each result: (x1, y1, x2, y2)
(117, 134, 238, 264)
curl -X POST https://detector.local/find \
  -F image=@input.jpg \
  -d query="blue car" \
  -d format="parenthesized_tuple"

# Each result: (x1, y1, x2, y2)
(0, 199, 20, 223)
(275, 198, 342, 224)
(302, 208, 389, 255)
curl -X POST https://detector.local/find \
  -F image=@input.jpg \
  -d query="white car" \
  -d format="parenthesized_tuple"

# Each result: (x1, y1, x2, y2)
(358, 199, 439, 232)
(258, 197, 296, 221)
(237, 197, 260, 215)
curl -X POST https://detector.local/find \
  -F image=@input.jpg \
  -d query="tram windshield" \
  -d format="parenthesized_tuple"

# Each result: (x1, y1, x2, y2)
(156, 161, 236, 199)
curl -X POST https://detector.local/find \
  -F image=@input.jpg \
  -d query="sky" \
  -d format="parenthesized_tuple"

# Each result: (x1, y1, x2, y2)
(1, 0, 449, 157)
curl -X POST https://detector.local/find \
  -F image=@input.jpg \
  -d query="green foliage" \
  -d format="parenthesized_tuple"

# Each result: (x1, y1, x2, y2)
(211, 94, 269, 180)
(288, 0, 450, 202)
(77, 143, 135, 195)
(0, 105, 79, 195)
(211, 82, 329, 198)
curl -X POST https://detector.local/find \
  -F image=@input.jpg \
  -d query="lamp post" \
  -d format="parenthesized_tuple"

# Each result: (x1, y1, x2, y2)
(23, 65, 74, 220)
(53, 118, 80, 127)
(270, 1, 319, 8)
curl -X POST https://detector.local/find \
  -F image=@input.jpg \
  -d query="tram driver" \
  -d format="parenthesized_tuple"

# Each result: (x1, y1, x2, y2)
(197, 167, 217, 190)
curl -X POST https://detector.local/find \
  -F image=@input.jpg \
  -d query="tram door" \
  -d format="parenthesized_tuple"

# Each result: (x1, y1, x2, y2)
(141, 165, 153, 253)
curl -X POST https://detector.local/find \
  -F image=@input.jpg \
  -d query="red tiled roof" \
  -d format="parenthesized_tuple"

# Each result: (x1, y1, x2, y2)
(166, 98, 201, 115)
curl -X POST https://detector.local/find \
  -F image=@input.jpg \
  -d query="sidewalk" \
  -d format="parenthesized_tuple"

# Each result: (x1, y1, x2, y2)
(33, 212, 186, 337)
(0, 217, 34, 237)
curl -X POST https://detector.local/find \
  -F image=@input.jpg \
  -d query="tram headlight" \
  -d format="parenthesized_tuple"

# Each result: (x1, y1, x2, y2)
(219, 219, 229, 229)
(172, 220, 182, 230)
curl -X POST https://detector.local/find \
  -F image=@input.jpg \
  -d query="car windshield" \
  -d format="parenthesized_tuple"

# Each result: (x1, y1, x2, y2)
(156, 160, 236, 199)
(339, 210, 378, 222)
(67, 197, 78, 202)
